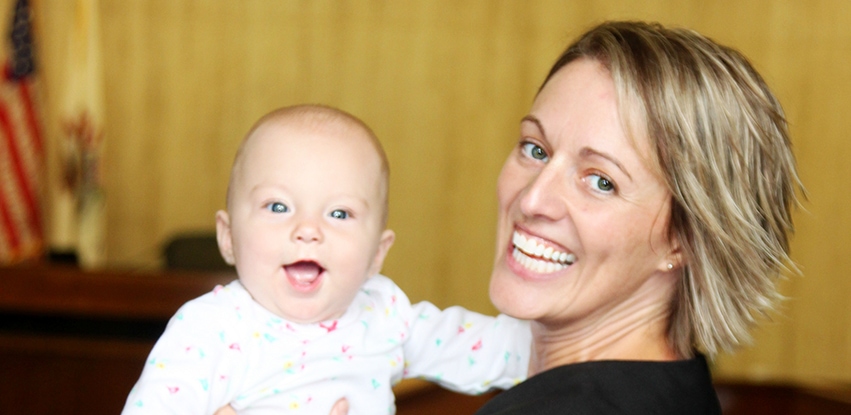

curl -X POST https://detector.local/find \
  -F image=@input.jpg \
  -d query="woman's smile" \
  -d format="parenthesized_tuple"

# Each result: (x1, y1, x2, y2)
(510, 230, 576, 275)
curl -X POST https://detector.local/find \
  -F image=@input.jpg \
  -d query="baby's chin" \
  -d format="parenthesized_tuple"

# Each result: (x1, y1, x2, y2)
(273, 302, 347, 325)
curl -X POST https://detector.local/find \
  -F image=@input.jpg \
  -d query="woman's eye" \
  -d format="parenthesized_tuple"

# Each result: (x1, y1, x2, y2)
(329, 209, 349, 220)
(586, 173, 615, 193)
(521, 142, 548, 161)
(267, 202, 289, 213)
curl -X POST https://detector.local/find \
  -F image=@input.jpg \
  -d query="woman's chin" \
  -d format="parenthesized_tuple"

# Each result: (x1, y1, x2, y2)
(489, 273, 542, 320)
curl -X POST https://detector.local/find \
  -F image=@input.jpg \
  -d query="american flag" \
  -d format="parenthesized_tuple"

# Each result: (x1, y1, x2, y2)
(0, 0, 43, 264)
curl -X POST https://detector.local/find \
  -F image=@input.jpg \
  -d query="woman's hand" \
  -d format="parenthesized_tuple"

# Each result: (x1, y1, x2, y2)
(329, 398, 349, 415)
(213, 399, 348, 415)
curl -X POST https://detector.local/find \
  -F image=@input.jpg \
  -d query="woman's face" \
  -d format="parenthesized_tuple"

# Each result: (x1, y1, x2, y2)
(490, 59, 678, 328)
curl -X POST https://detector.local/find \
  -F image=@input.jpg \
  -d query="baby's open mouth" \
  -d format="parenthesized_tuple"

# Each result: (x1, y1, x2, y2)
(284, 260, 325, 286)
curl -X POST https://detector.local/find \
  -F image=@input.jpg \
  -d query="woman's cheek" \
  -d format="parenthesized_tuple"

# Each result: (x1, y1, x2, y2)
(497, 163, 526, 209)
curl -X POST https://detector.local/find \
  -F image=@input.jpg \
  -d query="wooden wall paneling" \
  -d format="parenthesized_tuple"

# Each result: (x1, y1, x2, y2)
(29, 0, 851, 383)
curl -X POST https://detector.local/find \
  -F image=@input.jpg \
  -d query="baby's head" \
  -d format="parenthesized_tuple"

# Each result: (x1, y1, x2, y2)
(215, 104, 394, 324)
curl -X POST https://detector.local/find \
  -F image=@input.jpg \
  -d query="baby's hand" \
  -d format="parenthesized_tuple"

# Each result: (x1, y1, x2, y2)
(214, 404, 238, 415)
(213, 399, 347, 415)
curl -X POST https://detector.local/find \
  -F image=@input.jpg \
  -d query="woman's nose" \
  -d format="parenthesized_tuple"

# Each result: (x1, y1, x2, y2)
(519, 165, 569, 221)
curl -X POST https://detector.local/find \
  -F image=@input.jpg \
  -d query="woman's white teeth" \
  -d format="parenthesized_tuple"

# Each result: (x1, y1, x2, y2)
(512, 231, 576, 273)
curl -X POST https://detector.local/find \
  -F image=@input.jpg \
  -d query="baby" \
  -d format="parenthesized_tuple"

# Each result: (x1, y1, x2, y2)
(122, 105, 530, 414)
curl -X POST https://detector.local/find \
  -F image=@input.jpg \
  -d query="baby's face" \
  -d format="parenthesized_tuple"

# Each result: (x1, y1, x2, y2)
(218, 120, 393, 323)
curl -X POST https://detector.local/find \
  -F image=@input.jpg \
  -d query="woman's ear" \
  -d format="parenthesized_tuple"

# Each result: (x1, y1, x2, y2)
(368, 229, 396, 276)
(661, 235, 684, 272)
(215, 210, 236, 265)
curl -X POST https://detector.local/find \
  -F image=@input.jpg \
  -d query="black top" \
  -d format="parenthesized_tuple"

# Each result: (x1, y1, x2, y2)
(475, 355, 721, 415)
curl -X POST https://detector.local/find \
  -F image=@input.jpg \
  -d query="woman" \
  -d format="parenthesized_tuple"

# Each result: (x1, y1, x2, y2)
(477, 20, 800, 413)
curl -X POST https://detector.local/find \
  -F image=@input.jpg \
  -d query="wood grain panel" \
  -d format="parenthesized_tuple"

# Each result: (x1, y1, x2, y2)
(26, 0, 851, 383)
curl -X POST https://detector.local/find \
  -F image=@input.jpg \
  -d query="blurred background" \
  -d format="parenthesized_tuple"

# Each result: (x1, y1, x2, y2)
(2, 0, 849, 395)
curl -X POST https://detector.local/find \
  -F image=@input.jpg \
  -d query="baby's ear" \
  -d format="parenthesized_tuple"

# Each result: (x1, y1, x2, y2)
(215, 210, 236, 265)
(368, 229, 395, 276)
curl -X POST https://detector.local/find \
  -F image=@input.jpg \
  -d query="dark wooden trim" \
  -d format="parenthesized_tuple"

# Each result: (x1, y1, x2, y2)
(0, 264, 233, 320)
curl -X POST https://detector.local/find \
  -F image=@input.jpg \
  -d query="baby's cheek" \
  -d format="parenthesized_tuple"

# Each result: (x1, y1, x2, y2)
(245, 233, 281, 256)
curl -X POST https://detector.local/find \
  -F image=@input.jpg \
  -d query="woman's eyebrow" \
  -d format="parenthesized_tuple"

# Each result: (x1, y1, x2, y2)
(580, 147, 633, 182)
(520, 115, 546, 137)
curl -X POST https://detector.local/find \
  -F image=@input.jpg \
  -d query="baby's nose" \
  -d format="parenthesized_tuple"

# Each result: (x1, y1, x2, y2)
(292, 219, 323, 243)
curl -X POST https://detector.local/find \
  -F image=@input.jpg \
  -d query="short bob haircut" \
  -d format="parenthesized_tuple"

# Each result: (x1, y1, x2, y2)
(542, 21, 802, 357)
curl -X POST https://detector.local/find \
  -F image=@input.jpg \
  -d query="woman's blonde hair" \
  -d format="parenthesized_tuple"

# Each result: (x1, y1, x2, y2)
(544, 21, 803, 357)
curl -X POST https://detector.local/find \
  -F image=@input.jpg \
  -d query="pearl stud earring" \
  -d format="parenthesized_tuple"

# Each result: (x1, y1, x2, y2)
(667, 263, 674, 270)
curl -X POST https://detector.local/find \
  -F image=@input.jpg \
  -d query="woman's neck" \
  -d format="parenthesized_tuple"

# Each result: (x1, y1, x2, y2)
(527, 292, 679, 376)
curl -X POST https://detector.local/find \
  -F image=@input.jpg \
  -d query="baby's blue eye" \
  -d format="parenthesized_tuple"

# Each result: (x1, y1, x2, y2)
(330, 209, 349, 220)
(521, 142, 548, 161)
(267, 202, 289, 213)
(587, 174, 615, 193)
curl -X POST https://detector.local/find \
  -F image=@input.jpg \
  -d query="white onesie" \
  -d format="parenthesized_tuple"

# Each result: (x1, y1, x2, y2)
(122, 275, 531, 414)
